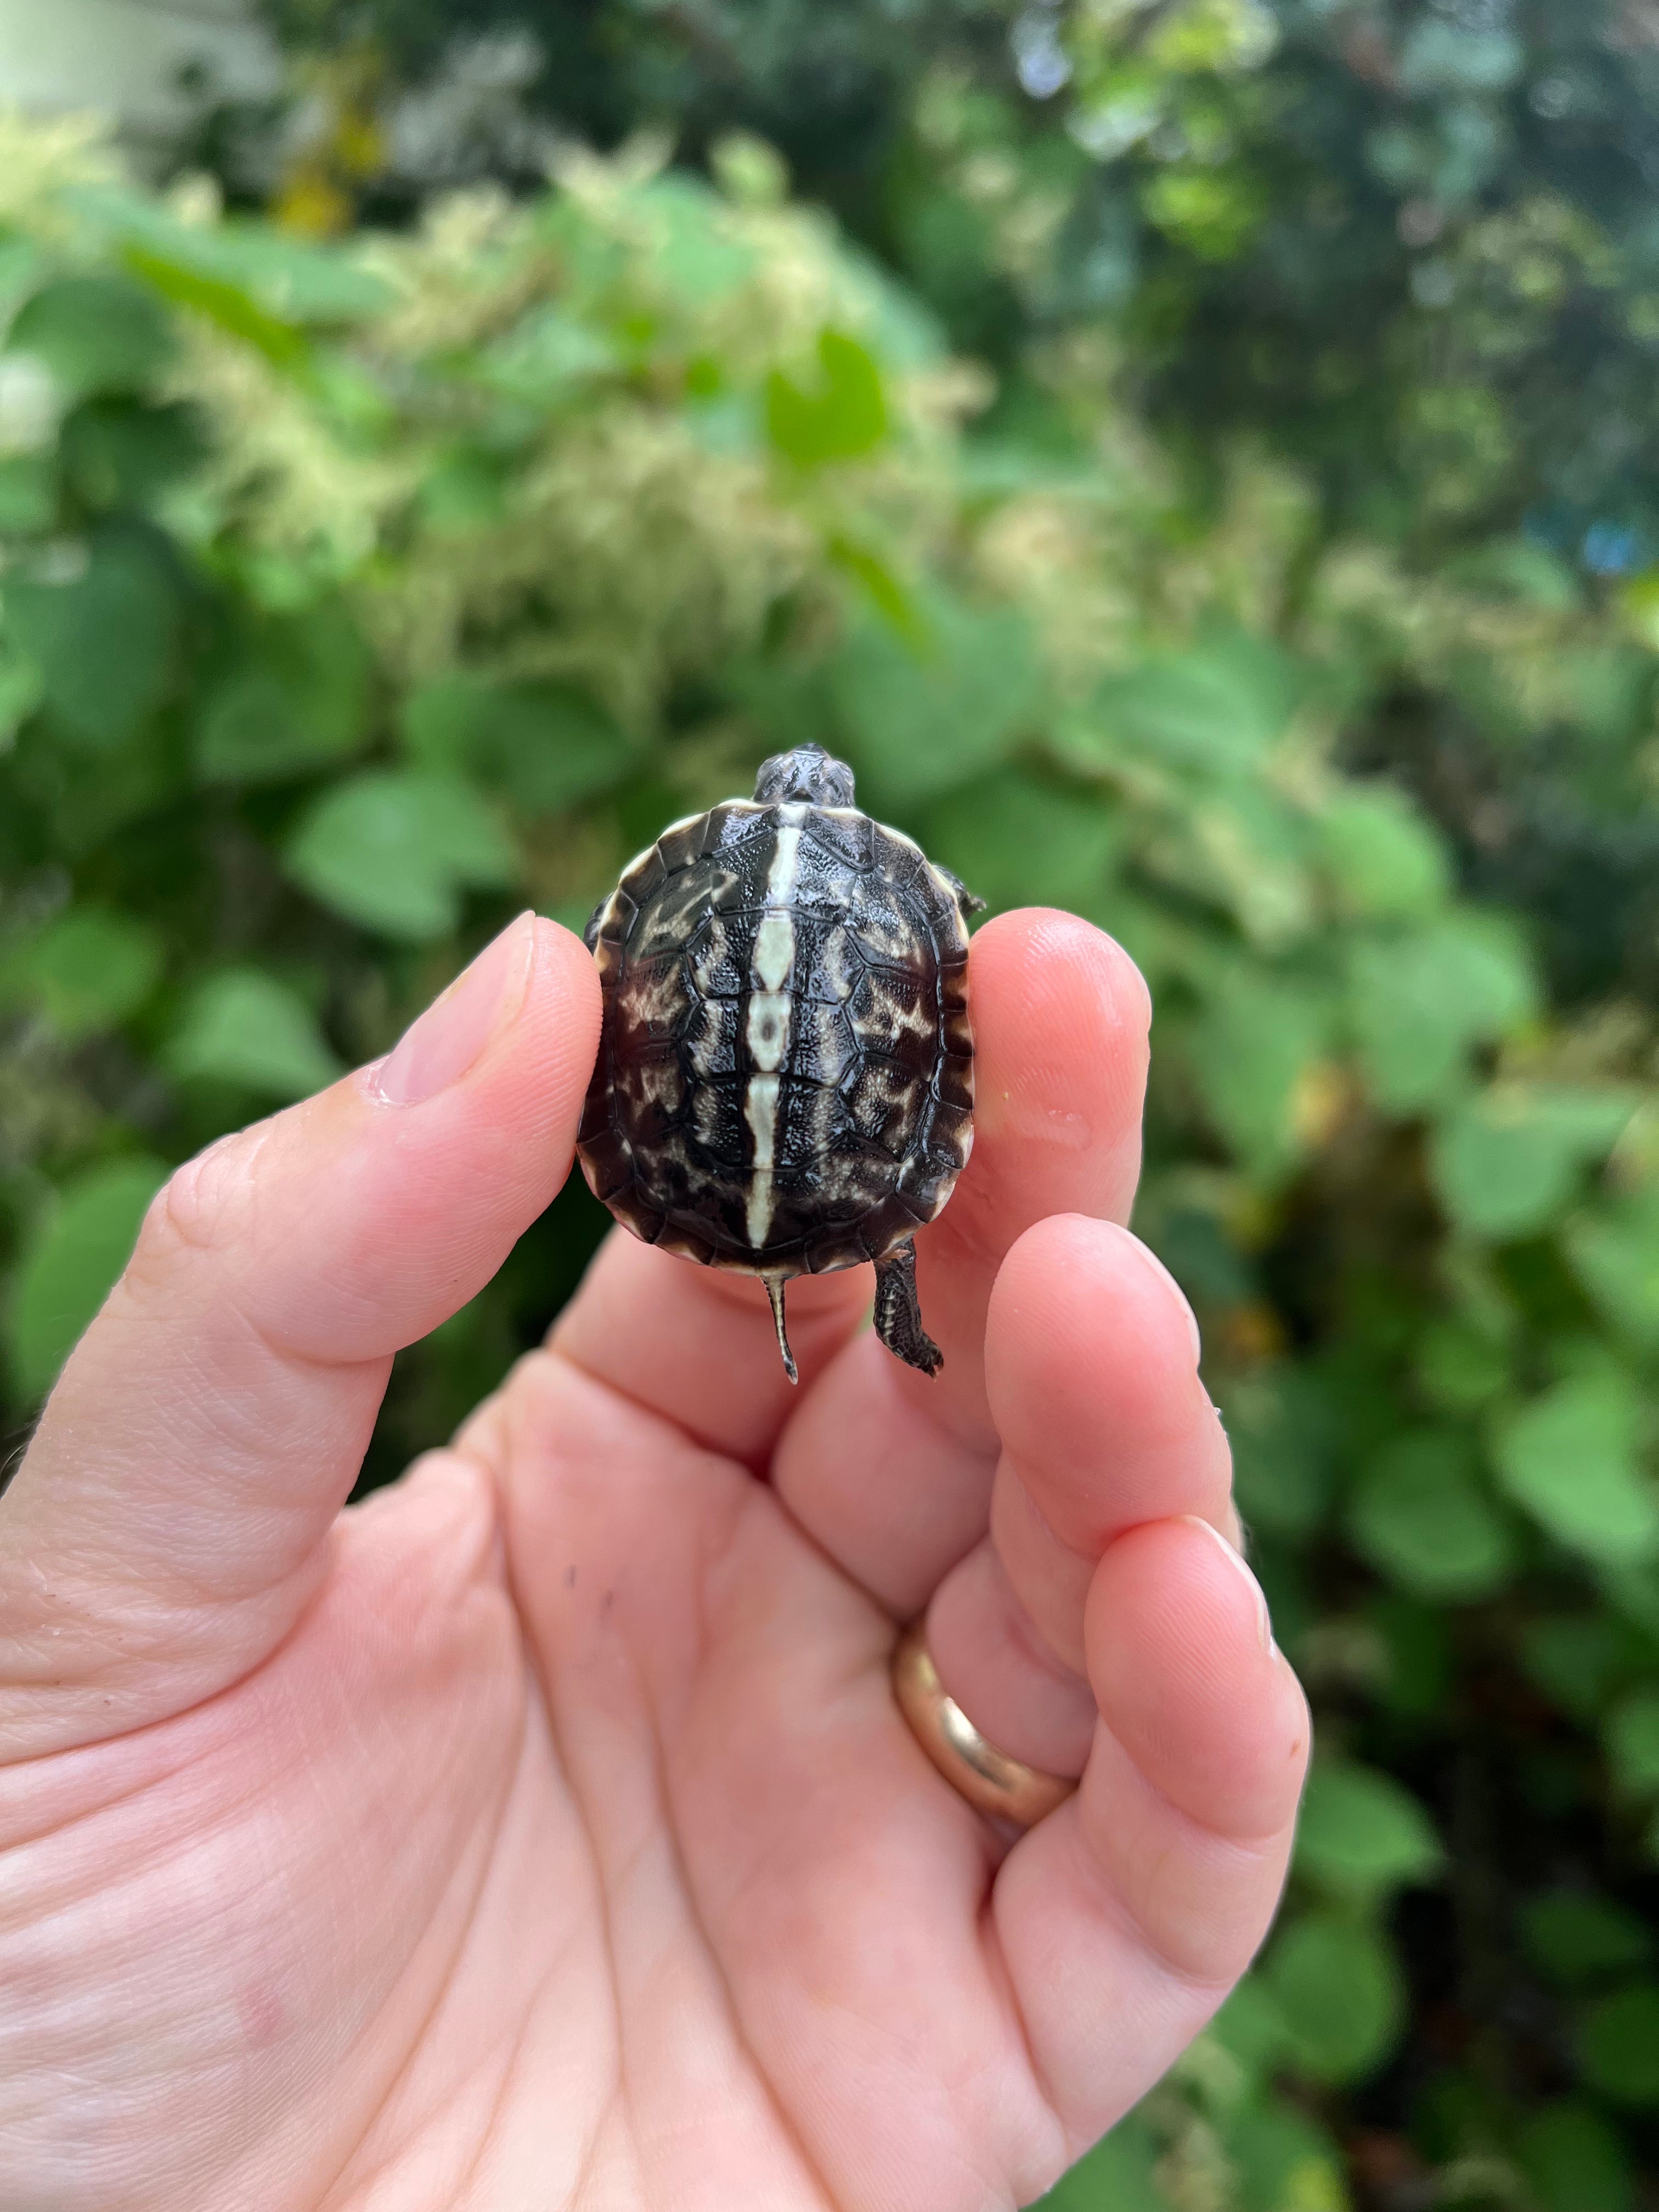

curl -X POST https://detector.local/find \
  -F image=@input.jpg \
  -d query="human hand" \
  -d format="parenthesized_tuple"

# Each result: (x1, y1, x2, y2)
(0, 907, 1308, 2211)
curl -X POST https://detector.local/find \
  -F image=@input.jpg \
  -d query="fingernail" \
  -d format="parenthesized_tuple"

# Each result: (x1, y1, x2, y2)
(375, 913, 536, 1106)
(1183, 1515, 1273, 1652)
(1139, 1244, 1203, 1365)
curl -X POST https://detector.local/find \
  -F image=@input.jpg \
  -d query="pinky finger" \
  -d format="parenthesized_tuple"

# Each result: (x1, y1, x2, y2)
(992, 1516, 1309, 2163)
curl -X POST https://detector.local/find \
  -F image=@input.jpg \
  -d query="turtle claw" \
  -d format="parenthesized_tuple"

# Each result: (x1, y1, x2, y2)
(872, 1239, 942, 1377)
(765, 1274, 798, 1384)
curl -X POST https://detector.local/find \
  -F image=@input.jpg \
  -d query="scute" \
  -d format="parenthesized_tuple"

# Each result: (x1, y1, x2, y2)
(577, 768, 978, 1344)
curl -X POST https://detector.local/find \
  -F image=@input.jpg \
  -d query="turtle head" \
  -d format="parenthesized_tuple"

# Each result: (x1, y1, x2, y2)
(754, 744, 856, 809)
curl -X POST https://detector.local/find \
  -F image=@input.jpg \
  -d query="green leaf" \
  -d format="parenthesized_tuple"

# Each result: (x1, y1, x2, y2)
(1432, 1085, 1635, 1240)
(1347, 1429, 1516, 1601)
(285, 771, 517, 941)
(1493, 1372, 1659, 1567)
(7, 1157, 169, 1400)
(1605, 1689, 1659, 1798)
(0, 627, 44, 741)
(401, 675, 631, 816)
(924, 770, 1119, 914)
(0, 452, 54, 531)
(6, 526, 179, 748)
(1217, 1367, 1335, 1537)
(765, 329, 888, 467)
(1225, 2103, 1348, 2212)
(1321, 784, 1451, 918)
(1567, 1191, 1659, 1354)
(163, 970, 343, 1101)
(1517, 2105, 1633, 2212)
(1038, 2115, 1166, 2211)
(1522, 1893, 1655, 1989)
(830, 592, 1044, 809)
(1266, 1915, 1405, 2085)
(1087, 634, 1300, 777)
(61, 398, 204, 513)
(1295, 1760, 1446, 1902)
(195, 600, 371, 785)
(478, 307, 617, 403)
(1578, 1983, 1659, 2106)
(5, 273, 172, 398)
(1347, 914, 1538, 1115)
(1187, 972, 1329, 1180)
(1, 904, 164, 1040)
(1520, 1615, 1635, 1723)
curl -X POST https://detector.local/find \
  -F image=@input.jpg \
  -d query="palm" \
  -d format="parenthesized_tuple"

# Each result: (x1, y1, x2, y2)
(1, 912, 1306, 2212)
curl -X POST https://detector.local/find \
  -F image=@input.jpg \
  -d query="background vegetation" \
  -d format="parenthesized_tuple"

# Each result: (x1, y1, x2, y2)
(3, 3, 1659, 2207)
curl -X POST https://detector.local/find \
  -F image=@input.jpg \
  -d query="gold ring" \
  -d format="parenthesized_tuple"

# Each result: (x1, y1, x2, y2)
(890, 1620, 1077, 1829)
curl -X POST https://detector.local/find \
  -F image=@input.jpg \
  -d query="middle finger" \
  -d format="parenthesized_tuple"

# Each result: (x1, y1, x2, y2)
(772, 907, 1150, 1612)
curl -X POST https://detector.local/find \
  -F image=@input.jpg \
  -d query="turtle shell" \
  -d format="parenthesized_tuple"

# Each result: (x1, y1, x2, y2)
(576, 753, 975, 1284)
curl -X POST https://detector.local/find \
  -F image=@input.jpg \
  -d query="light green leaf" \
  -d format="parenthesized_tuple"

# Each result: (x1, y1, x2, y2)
(1567, 1191, 1659, 1354)
(6, 526, 179, 748)
(1266, 1915, 1405, 2085)
(163, 970, 343, 1101)
(7, 1157, 169, 1400)
(5, 272, 172, 398)
(1493, 1372, 1659, 1567)
(285, 771, 517, 940)
(1605, 1690, 1659, 1799)
(1348, 914, 1538, 1114)
(479, 307, 617, 403)
(1432, 1085, 1634, 1240)
(402, 675, 631, 816)
(830, 593, 1043, 809)
(1295, 1760, 1446, 1902)
(0, 904, 163, 1040)
(1090, 634, 1300, 777)
(765, 329, 888, 467)
(1523, 1893, 1655, 1990)
(1321, 784, 1451, 918)
(1347, 1429, 1516, 1601)
(924, 770, 1119, 915)
(1187, 972, 1330, 1181)
(1517, 2104, 1633, 2212)
(1578, 1984, 1659, 2107)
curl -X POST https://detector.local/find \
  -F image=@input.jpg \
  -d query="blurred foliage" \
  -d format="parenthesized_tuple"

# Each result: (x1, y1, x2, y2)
(3, 1, 1659, 2201)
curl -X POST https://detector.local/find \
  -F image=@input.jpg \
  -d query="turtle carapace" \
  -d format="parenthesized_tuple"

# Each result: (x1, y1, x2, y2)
(577, 743, 979, 1381)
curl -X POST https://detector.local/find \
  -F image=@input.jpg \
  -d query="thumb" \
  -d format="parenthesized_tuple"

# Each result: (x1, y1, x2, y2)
(0, 912, 600, 1759)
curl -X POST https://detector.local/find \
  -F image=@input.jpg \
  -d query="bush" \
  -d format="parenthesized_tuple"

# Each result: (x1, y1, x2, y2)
(1, 108, 1656, 2210)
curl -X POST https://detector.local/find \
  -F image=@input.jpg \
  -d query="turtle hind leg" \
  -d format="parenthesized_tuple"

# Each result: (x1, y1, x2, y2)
(764, 1274, 798, 1385)
(872, 1239, 942, 1378)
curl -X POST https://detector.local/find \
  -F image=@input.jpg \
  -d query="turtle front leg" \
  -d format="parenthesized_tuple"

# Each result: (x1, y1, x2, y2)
(872, 1238, 943, 1377)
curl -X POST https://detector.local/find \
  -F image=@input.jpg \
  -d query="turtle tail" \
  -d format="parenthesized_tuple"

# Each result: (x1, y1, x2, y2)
(764, 1274, 798, 1385)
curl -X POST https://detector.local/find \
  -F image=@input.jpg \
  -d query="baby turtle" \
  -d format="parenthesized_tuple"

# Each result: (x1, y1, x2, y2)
(577, 743, 979, 1381)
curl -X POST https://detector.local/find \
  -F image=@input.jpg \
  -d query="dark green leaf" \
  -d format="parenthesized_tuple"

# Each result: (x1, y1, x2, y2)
(1516, 2104, 1633, 2212)
(195, 600, 371, 785)
(6, 527, 179, 748)
(1578, 1983, 1659, 2106)
(1605, 1689, 1659, 1798)
(1522, 1894, 1655, 1989)
(6, 273, 172, 398)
